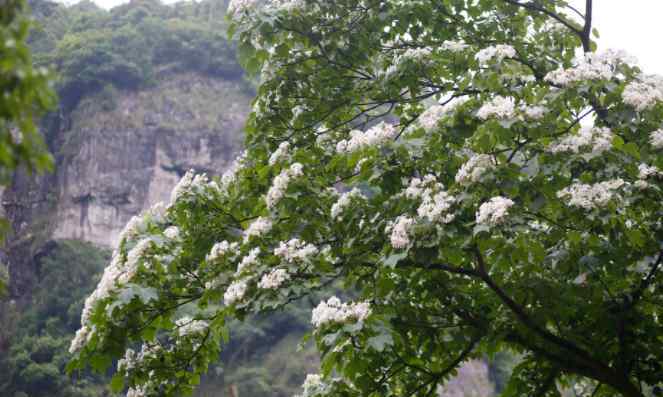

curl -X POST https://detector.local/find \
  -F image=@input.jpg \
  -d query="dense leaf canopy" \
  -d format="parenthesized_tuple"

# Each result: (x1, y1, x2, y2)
(70, 1, 663, 396)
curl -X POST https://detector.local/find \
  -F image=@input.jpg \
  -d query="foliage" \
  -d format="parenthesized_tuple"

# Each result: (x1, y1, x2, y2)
(0, 240, 111, 397)
(27, 0, 241, 110)
(70, 1, 663, 397)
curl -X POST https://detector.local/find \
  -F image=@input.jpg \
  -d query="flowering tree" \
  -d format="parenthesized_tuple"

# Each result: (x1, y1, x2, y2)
(68, 1, 663, 396)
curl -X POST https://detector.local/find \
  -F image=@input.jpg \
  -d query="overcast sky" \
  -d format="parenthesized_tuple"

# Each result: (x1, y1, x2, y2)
(66, 0, 663, 74)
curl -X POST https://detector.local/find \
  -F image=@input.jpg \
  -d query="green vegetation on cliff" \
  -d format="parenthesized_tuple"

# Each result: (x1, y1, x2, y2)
(28, 0, 241, 110)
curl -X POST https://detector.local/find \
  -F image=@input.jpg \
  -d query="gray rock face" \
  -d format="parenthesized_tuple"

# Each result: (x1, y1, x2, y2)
(2, 72, 250, 297)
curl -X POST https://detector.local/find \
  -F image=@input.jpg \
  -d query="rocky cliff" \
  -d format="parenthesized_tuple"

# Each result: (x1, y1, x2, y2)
(2, 71, 250, 298)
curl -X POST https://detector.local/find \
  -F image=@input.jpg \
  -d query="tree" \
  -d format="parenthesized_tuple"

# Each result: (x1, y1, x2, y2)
(0, 0, 55, 295)
(68, 1, 663, 396)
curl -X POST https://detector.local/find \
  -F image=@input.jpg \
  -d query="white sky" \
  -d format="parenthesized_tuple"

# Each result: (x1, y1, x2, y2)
(64, 0, 663, 74)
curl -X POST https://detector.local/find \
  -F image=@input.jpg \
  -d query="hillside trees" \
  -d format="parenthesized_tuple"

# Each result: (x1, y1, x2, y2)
(70, 1, 663, 396)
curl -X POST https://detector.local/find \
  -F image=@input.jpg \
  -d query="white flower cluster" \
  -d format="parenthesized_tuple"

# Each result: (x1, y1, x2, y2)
(455, 154, 495, 185)
(311, 296, 371, 328)
(417, 97, 470, 131)
(268, 142, 290, 165)
(556, 179, 625, 210)
(476, 196, 515, 227)
(418, 104, 447, 131)
(403, 175, 456, 224)
(475, 44, 516, 65)
(274, 239, 318, 263)
(544, 50, 634, 86)
(651, 129, 663, 149)
(300, 374, 324, 397)
(71, 237, 155, 354)
(125, 238, 153, 274)
(418, 190, 456, 223)
(163, 226, 179, 240)
(336, 122, 397, 153)
(117, 344, 162, 374)
(401, 47, 433, 62)
(331, 188, 364, 219)
(258, 268, 290, 289)
(228, 0, 258, 16)
(118, 201, 168, 244)
(126, 385, 148, 397)
(403, 174, 438, 199)
(175, 316, 209, 337)
(244, 217, 273, 242)
(69, 326, 93, 354)
(237, 247, 260, 273)
(389, 216, 414, 249)
(224, 280, 248, 305)
(117, 348, 138, 372)
(520, 104, 547, 120)
(622, 74, 663, 111)
(206, 240, 238, 263)
(638, 163, 662, 179)
(440, 40, 468, 52)
(221, 151, 247, 189)
(170, 171, 219, 205)
(477, 96, 516, 120)
(547, 126, 613, 159)
(266, 163, 304, 208)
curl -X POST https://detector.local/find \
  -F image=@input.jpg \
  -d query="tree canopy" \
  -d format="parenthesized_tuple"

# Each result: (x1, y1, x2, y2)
(69, 1, 663, 396)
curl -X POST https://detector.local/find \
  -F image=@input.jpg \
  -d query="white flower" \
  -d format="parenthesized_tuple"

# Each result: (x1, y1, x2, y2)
(440, 40, 468, 52)
(268, 142, 290, 165)
(126, 385, 148, 397)
(389, 216, 414, 249)
(417, 191, 456, 223)
(244, 217, 273, 242)
(638, 163, 662, 179)
(521, 104, 547, 120)
(622, 74, 663, 111)
(301, 374, 324, 396)
(403, 174, 438, 199)
(206, 240, 237, 263)
(228, 0, 258, 16)
(476, 196, 515, 227)
(274, 239, 318, 263)
(475, 44, 516, 64)
(311, 297, 371, 328)
(69, 326, 91, 354)
(163, 226, 179, 240)
(331, 188, 364, 219)
(335, 122, 397, 153)
(649, 129, 663, 149)
(175, 316, 209, 337)
(170, 170, 195, 204)
(258, 268, 290, 289)
(266, 163, 304, 208)
(477, 96, 516, 120)
(237, 247, 260, 273)
(418, 104, 446, 131)
(221, 152, 247, 189)
(557, 179, 625, 210)
(455, 154, 494, 185)
(117, 348, 137, 372)
(224, 280, 248, 305)
(547, 126, 613, 159)
(544, 49, 635, 86)
(125, 238, 152, 275)
(119, 215, 145, 244)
